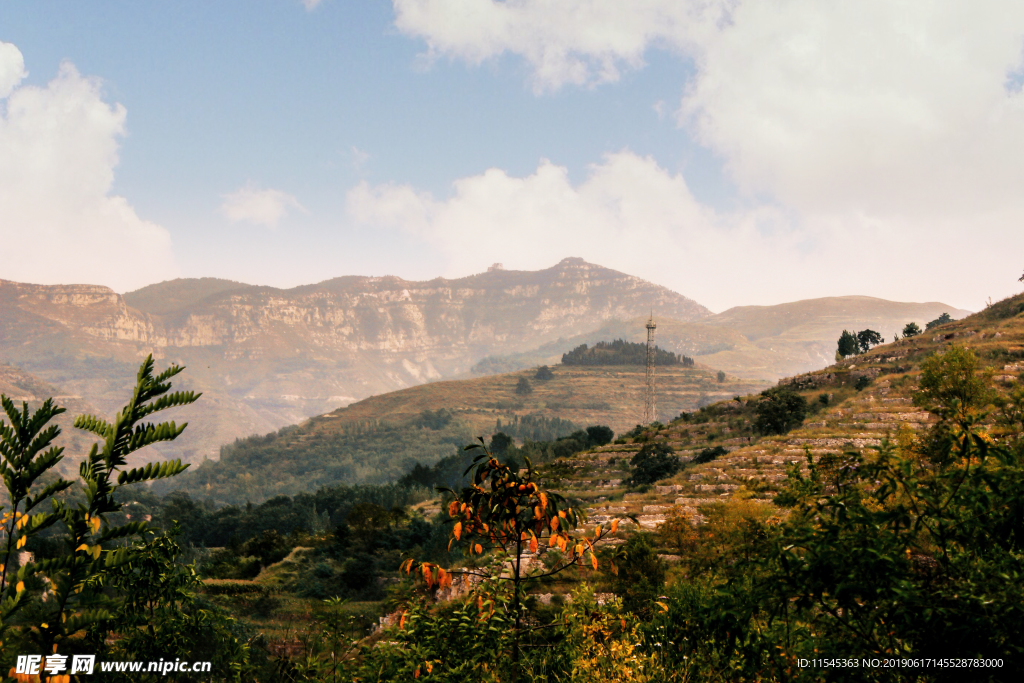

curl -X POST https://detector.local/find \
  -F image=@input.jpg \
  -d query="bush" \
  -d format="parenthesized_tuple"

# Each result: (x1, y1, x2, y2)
(585, 425, 614, 446)
(926, 311, 954, 329)
(693, 446, 728, 465)
(534, 365, 555, 380)
(515, 377, 533, 395)
(753, 386, 807, 435)
(628, 442, 681, 485)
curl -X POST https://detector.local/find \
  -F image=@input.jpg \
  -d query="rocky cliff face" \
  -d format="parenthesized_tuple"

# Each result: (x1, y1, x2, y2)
(0, 259, 710, 462)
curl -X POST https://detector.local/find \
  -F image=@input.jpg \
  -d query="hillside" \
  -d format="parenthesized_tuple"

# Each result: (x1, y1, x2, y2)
(472, 296, 971, 382)
(527, 291, 1022, 538)
(0, 363, 106, 476)
(154, 362, 768, 504)
(0, 258, 708, 463)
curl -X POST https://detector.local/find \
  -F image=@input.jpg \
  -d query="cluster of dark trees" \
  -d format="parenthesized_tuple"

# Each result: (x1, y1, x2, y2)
(836, 328, 884, 357)
(561, 339, 694, 366)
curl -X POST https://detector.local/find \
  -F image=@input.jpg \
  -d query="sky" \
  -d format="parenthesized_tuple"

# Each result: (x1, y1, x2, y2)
(2, 1, 1023, 313)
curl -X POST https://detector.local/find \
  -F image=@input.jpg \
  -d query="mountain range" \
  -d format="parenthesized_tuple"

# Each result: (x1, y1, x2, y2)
(0, 258, 969, 465)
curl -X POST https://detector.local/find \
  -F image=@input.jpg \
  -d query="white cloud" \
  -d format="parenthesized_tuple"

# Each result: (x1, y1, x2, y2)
(347, 152, 1024, 311)
(392, 0, 706, 92)
(220, 186, 305, 228)
(388, 2, 1024, 308)
(301, 0, 324, 10)
(0, 41, 27, 98)
(0, 43, 177, 292)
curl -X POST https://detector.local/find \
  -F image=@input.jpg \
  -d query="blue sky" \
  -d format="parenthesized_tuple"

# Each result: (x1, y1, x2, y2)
(2, 1, 1024, 312)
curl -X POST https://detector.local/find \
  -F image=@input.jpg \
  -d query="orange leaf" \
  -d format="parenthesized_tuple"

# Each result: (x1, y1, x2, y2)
(594, 524, 601, 538)
(423, 565, 433, 588)
(550, 517, 559, 532)
(414, 667, 420, 678)
(539, 492, 548, 510)
(448, 501, 459, 517)
(400, 610, 408, 629)
(591, 553, 598, 570)
(453, 521, 462, 540)
(529, 536, 538, 553)
(477, 596, 483, 610)
(475, 543, 483, 555)
(558, 510, 566, 518)
(610, 519, 619, 533)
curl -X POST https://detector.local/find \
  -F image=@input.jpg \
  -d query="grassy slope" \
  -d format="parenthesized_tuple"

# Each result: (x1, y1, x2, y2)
(156, 363, 770, 504)
(531, 291, 1023, 544)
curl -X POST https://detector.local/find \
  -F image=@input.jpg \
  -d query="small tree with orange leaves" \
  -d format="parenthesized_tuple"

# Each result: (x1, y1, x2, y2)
(399, 440, 622, 678)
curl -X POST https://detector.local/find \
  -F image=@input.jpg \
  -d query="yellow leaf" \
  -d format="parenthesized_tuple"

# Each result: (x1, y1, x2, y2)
(90, 545, 101, 560)
(594, 524, 601, 538)
(90, 516, 101, 533)
(16, 536, 26, 549)
(76, 544, 89, 553)
(656, 602, 669, 613)
(15, 581, 24, 593)
(550, 516, 559, 532)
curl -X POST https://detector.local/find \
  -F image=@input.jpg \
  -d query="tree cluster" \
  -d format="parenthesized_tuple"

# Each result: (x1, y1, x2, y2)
(561, 339, 693, 366)
(836, 328, 883, 357)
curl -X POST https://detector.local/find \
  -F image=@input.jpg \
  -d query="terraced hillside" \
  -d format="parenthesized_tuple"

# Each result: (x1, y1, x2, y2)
(524, 291, 1024, 557)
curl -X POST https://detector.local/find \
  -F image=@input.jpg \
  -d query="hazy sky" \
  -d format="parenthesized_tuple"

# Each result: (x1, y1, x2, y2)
(2, 1, 1023, 312)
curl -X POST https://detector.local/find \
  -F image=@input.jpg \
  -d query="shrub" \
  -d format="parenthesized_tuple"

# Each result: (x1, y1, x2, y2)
(628, 442, 681, 485)
(753, 386, 807, 435)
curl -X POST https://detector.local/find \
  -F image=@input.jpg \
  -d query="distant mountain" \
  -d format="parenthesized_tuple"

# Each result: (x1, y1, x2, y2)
(0, 259, 709, 462)
(471, 296, 973, 382)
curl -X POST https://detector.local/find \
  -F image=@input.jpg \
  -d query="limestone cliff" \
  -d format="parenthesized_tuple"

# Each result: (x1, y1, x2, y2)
(0, 259, 709, 462)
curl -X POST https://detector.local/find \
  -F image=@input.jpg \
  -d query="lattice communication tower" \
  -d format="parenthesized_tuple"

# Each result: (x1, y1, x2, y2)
(643, 314, 657, 425)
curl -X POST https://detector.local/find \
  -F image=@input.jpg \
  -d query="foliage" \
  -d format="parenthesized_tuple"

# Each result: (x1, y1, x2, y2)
(752, 386, 807, 435)
(561, 584, 654, 683)
(562, 339, 692, 367)
(515, 377, 533, 396)
(534, 365, 555, 380)
(902, 321, 922, 338)
(627, 443, 680, 486)
(605, 535, 666, 617)
(402, 441, 622, 678)
(926, 311, 954, 329)
(856, 328, 883, 353)
(836, 329, 859, 358)
(1, 356, 198, 661)
(716, 370, 726, 383)
(914, 345, 993, 421)
(692, 445, 728, 465)
(494, 414, 581, 443)
(91, 527, 251, 682)
(585, 425, 614, 446)
(417, 409, 454, 430)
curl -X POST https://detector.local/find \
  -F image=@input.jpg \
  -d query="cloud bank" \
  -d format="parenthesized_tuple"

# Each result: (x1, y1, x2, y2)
(0, 42, 177, 292)
(386, 1, 1024, 308)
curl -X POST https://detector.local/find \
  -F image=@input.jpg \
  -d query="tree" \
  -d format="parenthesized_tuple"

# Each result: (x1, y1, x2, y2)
(534, 365, 554, 380)
(753, 386, 807, 435)
(856, 328, 883, 353)
(515, 377, 533, 396)
(902, 321, 922, 338)
(627, 442, 681, 485)
(914, 345, 992, 422)
(836, 329, 859, 357)
(585, 425, 614, 447)
(401, 442, 622, 679)
(489, 431, 513, 455)
(926, 312, 953, 330)
(606, 535, 666, 617)
(0, 356, 207, 666)
(717, 370, 726, 383)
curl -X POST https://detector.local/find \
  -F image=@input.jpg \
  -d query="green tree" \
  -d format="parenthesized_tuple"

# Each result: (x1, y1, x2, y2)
(534, 365, 554, 380)
(856, 328, 883, 353)
(836, 329, 859, 357)
(515, 377, 533, 396)
(606, 534, 666, 617)
(914, 345, 992, 422)
(489, 431, 513, 455)
(902, 321, 922, 338)
(753, 386, 807, 435)
(0, 356, 216, 669)
(585, 425, 614, 447)
(716, 370, 726, 383)
(926, 311, 954, 330)
(627, 442, 681, 485)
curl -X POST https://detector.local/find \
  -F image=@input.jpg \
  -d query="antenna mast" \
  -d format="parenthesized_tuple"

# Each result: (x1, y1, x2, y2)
(643, 313, 657, 425)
